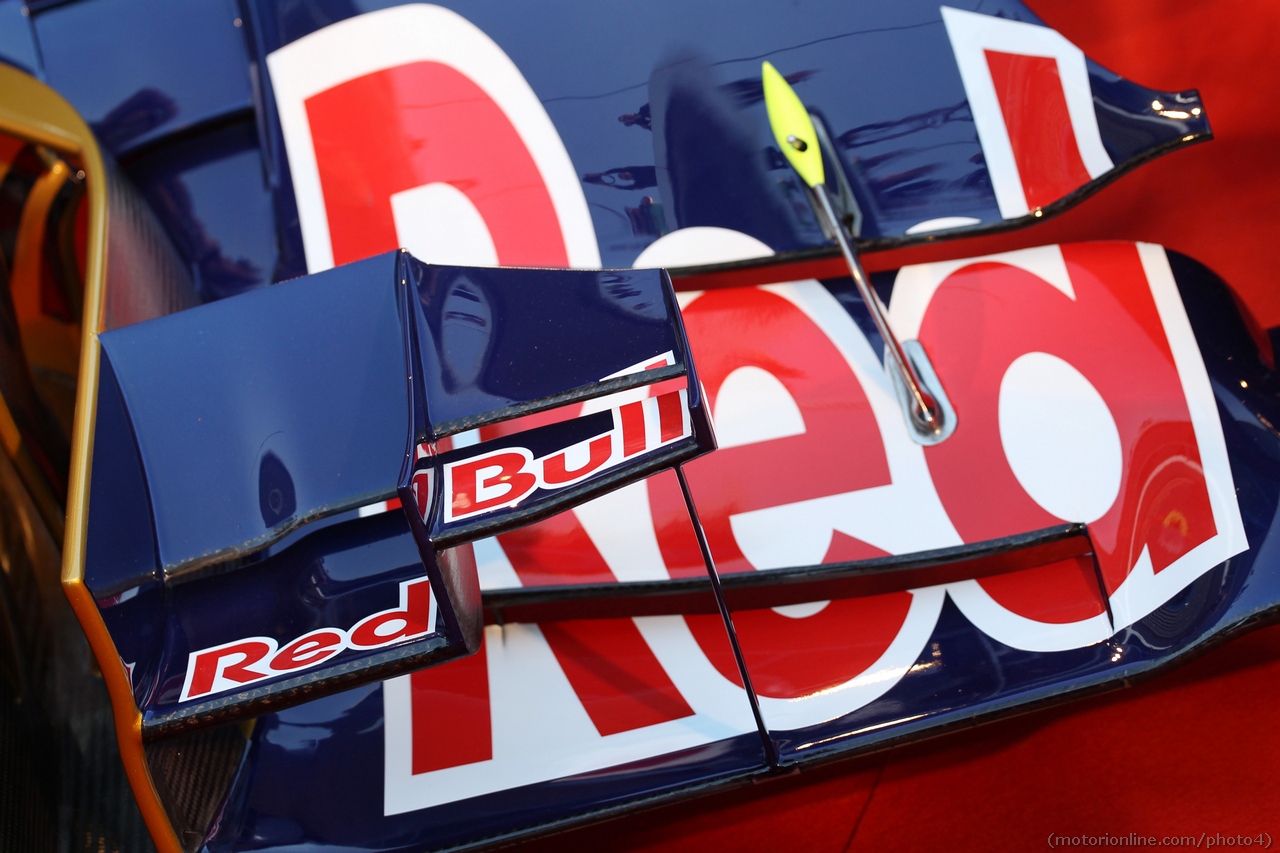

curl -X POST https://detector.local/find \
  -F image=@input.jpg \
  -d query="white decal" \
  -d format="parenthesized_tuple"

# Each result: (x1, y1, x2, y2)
(941, 6, 1113, 218)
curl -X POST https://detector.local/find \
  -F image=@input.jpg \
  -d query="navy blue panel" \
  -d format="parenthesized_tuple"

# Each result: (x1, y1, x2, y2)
(0, 1, 41, 77)
(124, 120, 277, 302)
(206, 681, 764, 853)
(85, 256, 712, 733)
(203, 247, 1280, 852)
(1087, 61, 1208, 167)
(32, 0, 252, 153)
(1112, 250, 1280, 665)
(97, 580, 165, 706)
(238, 0, 1206, 271)
(98, 251, 408, 574)
(648, 52, 824, 252)
(768, 596, 1123, 760)
(84, 350, 159, 598)
(767, 289, 1280, 766)
(233, 0, 308, 284)
(243, 0, 1007, 265)
(145, 511, 428, 717)
(408, 260, 681, 428)
(90, 253, 694, 590)
(767, 248, 1280, 760)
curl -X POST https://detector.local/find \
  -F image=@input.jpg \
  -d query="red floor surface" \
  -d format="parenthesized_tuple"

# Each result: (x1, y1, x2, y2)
(521, 2, 1280, 849)
(1033, 0, 1280, 330)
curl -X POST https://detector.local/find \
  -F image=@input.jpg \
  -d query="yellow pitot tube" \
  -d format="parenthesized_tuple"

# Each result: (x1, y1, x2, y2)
(762, 60, 824, 189)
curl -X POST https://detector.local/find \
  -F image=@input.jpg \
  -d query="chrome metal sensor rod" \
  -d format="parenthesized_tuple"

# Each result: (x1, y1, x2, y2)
(812, 183, 937, 428)
(763, 62, 956, 445)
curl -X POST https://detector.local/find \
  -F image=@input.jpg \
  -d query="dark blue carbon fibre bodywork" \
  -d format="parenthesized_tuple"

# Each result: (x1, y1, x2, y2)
(86, 254, 711, 738)
(6, 1, 1275, 851)
(15, 0, 1207, 285)
(195, 251, 1280, 852)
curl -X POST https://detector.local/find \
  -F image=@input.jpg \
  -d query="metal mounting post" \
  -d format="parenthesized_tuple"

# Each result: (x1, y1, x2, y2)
(812, 184, 957, 445)
(762, 59, 956, 445)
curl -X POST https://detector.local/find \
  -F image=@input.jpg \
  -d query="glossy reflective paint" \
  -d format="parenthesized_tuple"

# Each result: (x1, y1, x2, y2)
(148, 513, 442, 709)
(481, 242, 1236, 626)
(87, 253, 710, 736)
(88, 253, 469, 734)
(32, 0, 252, 153)
(404, 264, 684, 434)
(8, 1, 1263, 849)
(255, 0, 1207, 273)
(384, 617, 760, 816)
(95, 253, 407, 578)
(125, 120, 279, 300)
(306, 63, 575, 270)
(652, 288, 894, 577)
(941, 6, 1115, 218)
(6, 0, 1209, 299)
(398, 241, 1234, 744)
(200, 243, 1275, 853)
(898, 243, 1242, 649)
(264, 5, 600, 275)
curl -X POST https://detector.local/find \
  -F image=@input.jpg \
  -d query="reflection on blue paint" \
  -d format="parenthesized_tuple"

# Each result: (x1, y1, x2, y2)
(239, 0, 1204, 270)
(0, 0, 41, 77)
(33, 0, 251, 152)
(126, 121, 277, 301)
